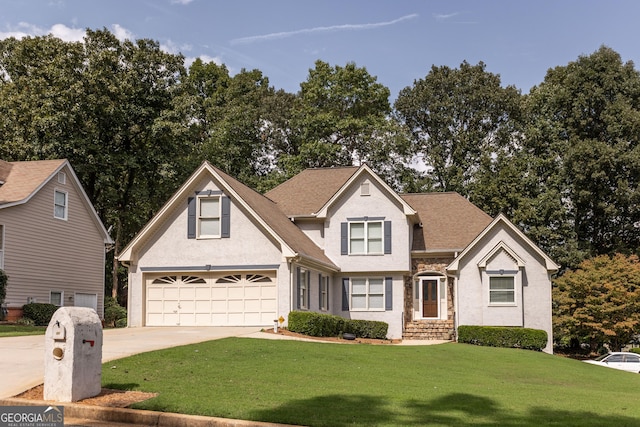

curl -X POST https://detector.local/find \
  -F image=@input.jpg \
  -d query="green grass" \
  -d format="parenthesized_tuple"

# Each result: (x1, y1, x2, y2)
(102, 338, 640, 427)
(0, 324, 46, 337)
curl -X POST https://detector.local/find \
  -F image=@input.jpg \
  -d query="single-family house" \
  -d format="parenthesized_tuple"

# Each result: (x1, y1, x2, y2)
(0, 159, 113, 321)
(119, 162, 558, 352)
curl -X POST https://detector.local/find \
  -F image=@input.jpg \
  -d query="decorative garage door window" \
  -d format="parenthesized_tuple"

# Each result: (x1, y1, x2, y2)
(152, 276, 206, 285)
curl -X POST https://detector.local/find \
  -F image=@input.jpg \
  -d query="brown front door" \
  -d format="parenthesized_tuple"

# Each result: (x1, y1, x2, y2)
(422, 279, 438, 318)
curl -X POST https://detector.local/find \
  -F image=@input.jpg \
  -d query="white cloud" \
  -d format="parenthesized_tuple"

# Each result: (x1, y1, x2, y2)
(434, 12, 461, 21)
(170, 0, 194, 4)
(50, 24, 85, 42)
(184, 54, 223, 68)
(230, 14, 419, 45)
(111, 24, 135, 42)
(161, 39, 192, 55)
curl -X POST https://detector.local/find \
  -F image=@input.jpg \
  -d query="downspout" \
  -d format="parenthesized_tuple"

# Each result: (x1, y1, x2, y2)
(521, 267, 525, 328)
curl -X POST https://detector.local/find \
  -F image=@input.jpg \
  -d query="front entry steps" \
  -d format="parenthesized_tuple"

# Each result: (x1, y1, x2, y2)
(403, 320, 454, 341)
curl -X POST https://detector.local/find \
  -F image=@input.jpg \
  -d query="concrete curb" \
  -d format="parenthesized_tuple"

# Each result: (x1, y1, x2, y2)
(0, 397, 298, 427)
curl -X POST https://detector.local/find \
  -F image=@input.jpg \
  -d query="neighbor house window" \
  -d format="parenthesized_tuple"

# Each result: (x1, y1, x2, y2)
(349, 221, 383, 255)
(320, 276, 329, 311)
(54, 190, 68, 220)
(57, 172, 66, 184)
(350, 278, 384, 310)
(489, 276, 515, 304)
(50, 291, 63, 307)
(198, 196, 220, 238)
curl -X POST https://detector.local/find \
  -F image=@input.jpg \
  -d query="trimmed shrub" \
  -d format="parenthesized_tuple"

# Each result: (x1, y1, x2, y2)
(288, 311, 345, 337)
(287, 311, 389, 339)
(22, 303, 59, 326)
(458, 325, 548, 351)
(0, 270, 7, 320)
(16, 317, 35, 326)
(343, 319, 388, 339)
(104, 296, 127, 328)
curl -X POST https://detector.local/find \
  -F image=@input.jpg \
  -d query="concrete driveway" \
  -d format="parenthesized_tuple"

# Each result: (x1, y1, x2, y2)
(0, 326, 262, 399)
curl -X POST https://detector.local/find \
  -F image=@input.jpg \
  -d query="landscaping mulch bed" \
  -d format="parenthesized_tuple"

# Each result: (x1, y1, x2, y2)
(263, 328, 401, 344)
(16, 384, 157, 408)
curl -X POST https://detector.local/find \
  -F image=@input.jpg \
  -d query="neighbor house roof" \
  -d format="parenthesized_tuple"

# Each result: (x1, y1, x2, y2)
(400, 192, 493, 253)
(0, 158, 113, 244)
(0, 159, 67, 205)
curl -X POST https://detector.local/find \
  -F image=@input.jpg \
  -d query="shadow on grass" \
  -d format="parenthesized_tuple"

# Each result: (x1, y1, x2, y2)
(102, 383, 140, 391)
(251, 392, 639, 427)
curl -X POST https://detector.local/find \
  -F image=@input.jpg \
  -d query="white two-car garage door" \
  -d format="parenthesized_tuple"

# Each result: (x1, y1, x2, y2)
(146, 272, 276, 326)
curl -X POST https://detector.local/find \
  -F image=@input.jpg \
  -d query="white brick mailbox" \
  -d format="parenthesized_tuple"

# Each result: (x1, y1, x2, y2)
(44, 307, 103, 402)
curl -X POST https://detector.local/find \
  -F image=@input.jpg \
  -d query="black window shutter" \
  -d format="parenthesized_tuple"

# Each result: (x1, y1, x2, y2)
(318, 274, 322, 308)
(342, 278, 349, 311)
(327, 277, 330, 310)
(221, 196, 231, 238)
(187, 197, 196, 239)
(341, 222, 348, 255)
(384, 221, 392, 254)
(385, 277, 393, 310)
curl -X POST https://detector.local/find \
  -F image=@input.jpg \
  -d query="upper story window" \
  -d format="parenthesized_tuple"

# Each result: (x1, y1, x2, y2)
(489, 276, 515, 305)
(341, 218, 391, 256)
(198, 196, 221, 238)
(350, 221, 382, 254)
(187, 192, 230, 239)
(54, 190, 68, 220)
(57, 172, 66, 184)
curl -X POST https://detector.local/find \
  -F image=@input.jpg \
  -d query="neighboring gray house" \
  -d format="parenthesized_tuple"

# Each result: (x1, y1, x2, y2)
(0, 159, 113, 320)
(119, 162, 558, 352)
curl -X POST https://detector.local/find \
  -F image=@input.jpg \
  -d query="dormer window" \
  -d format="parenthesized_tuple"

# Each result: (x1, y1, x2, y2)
(198, 195, 221, 238)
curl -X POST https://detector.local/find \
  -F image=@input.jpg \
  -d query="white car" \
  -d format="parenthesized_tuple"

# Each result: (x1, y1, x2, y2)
(584, 352, 640, 373)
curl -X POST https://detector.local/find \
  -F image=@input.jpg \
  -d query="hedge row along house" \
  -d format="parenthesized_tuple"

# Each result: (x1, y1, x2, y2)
(119, 162, 558, 353)
(0, 159, 113, 321)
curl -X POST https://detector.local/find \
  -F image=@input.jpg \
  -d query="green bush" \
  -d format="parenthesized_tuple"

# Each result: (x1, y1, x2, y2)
(0, 270, 7, 318)
(22, 303, 59, 326)
(629, 348, 640, 355)
(104, 296, 127, 328)
(458, 325, 548, 351)
(288, 311, 388, 339)
(343, 319, 389, 339)
(288, 311, 345, 337)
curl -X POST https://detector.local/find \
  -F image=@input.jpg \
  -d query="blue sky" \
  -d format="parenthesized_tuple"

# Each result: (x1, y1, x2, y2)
(2, 0, 640, 99)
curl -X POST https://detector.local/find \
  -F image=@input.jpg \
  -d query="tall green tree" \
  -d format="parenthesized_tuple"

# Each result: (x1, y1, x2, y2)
(525, 46, 640, 267)
(0, 29, 189, 300)
(394, 61, 522, 196)
(279, 60, 392, 177)
(554, 254, 640, 352)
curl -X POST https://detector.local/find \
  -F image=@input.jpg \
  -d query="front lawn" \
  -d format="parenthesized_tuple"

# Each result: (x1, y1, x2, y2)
(0, 324, 46, 337)
(102, 338, 640, 426)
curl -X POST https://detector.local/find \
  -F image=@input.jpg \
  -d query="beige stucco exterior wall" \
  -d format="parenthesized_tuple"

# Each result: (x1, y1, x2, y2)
(453, 224, 554, 353)
(1, 165, 106, 318)
(126, 176, 289, 327)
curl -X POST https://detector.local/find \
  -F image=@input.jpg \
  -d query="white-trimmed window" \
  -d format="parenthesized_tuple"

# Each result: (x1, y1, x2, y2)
(350, 278, 384, 311)
(349, 221, 383, 255)
(489, 276, 515, 304)
(57, 172, 66, 184)
(298, 268, 309, 310)
(0, 224, 4, 270)
(320, 276, 329, 311)
(54, 190, 68, 220)
(198, 196, 220, 238)
(50, 291, 63, 307)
